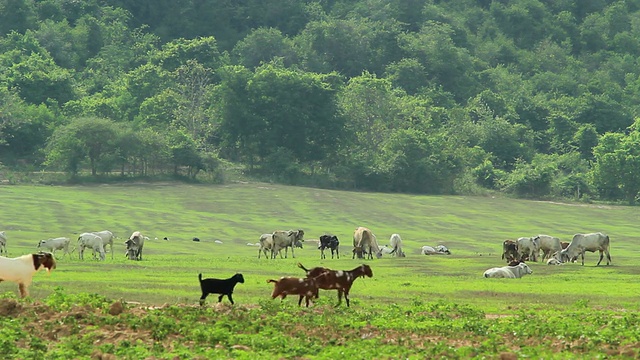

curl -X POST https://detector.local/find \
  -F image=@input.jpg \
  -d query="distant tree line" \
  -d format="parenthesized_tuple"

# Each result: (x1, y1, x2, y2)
(2, 0, 640, 202)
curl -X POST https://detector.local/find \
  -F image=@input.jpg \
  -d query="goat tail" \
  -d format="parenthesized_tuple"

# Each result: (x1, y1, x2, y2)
(297, 262, 309, 272)
(267, 279, 277, 284)
(198, 273, 203, 282)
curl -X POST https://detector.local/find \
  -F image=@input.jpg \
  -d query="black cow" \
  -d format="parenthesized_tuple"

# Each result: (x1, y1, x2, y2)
(319, 235, 340, 259)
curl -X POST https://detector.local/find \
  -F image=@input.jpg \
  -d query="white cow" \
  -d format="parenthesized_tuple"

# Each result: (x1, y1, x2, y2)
(389, 233, 405, 257)
(421, 245, 451, 255)
(271, 229, 304, 259)
(379, 245, 395, 255)
(483, 262, 533, 278)
(37, 237, 72, 259)
(91, 230, 115, 259)
(547, 257, 563, 265)
(517, 237, 540, 262)
(258, 233, 277, 259)
(560, 232, 611, 266)
(0, 231, 7, 256)
(77, 233, 106, 261)
(352, 227, 382, 259)
(125, 231, 145, 261)
(534, 234, 562, 261)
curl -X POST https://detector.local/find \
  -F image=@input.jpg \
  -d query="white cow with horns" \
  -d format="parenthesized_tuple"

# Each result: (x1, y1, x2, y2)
(37, 237, 72, 259)
(560, 232, 611, 266)
(77, 233, 106, 261)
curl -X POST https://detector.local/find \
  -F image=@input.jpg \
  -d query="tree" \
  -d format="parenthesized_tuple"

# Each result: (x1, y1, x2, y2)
(172, 60, 214, 147)
(45, 117, 119, 176)
(231, 27, 299, 69)
(591, 123, 640, 203)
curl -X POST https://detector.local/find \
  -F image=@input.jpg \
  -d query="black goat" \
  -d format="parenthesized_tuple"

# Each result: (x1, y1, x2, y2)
(319, 234, 340, 259)
(198, 273, 244, 305)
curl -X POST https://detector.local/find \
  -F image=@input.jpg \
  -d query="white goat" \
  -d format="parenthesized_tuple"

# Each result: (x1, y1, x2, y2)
(0, 252, 56, 297)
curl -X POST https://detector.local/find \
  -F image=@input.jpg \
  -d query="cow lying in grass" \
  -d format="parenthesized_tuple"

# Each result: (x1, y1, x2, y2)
(483, 262, 532, 279)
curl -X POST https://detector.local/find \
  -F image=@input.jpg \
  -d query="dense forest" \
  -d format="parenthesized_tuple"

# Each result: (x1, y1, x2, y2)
(1, 0, 640, 202)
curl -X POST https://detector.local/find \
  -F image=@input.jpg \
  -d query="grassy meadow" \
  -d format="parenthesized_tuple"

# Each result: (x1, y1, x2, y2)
(1, 183, 640, 358)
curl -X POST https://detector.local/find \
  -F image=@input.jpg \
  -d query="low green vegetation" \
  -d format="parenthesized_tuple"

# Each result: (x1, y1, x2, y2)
(0, 183, 638, 358)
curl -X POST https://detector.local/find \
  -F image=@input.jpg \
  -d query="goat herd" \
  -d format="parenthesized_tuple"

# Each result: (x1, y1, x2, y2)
(0, 228, 613, 307)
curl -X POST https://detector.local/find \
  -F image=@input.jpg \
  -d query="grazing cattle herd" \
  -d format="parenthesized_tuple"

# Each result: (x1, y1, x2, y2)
(0, 226, 613, 306)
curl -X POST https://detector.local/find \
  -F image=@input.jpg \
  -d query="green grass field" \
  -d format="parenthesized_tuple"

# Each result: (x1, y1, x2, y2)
(1, 183, 640, 358)
(1, 182, 637, 312)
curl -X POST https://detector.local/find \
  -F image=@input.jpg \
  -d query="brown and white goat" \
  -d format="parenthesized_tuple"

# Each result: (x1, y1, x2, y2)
(0, 252, 56, 298)
(297, 262, 373, 307)
(267, 275, 322, 307)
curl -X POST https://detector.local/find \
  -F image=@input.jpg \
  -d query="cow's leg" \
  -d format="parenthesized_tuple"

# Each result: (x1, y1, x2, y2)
(336, 248, 340, 259)
(606, 250, 612, 265)
(581, 251, 585, 266)
(290, 245, 295, 258)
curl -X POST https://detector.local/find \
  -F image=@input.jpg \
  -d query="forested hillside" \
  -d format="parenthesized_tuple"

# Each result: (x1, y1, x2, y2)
(1, 0, 640, 202)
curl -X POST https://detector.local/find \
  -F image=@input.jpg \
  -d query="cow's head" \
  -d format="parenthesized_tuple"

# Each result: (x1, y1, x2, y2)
(125, 248, 138, 260)
(519, 263, 533, 275)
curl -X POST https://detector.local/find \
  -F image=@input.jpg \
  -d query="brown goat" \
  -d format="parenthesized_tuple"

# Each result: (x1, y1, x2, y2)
(267, 276, 322, 307)
(297, 262, 373, 307)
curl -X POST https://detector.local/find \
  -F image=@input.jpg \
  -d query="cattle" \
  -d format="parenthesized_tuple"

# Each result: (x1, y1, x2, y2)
(547, 257, 563, 265)
(298, 262, 373, 307)
(258, 234, 273, 259)
(318, 234, 340, 259)
(483, 262, 533, 279)
(352, 227, 382, 259)
(380, 245, 395, 255)
(560, 232, 612, 266)
(37, 237, 72, 259)
(125, 231, 145, 261)
(389, 233, 405, 257)
(0, 252, 56, 298)
(77, 233, 106, 261)
(517, 237, 540, 262)
(533, 234, 562, 261)
(271, 230, 304, 259)
(501, 240, 518, 262)
(421, 245, 451, 255)
(91, 230, 115, 259)
(0, 231, 7, 256)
